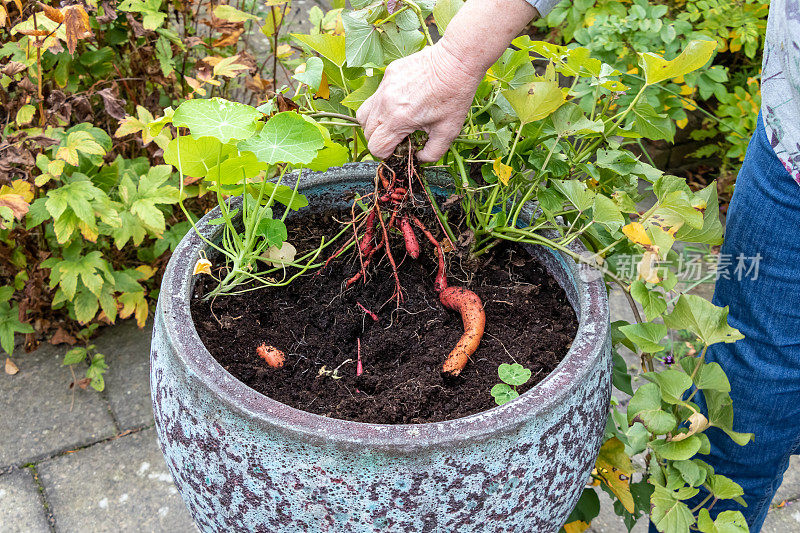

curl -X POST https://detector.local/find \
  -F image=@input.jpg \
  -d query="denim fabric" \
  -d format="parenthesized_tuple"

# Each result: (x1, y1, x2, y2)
(648, 114, 800, 532)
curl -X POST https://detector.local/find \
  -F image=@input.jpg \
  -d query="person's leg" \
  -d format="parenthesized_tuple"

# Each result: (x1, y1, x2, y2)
(649, 113, 800, 532)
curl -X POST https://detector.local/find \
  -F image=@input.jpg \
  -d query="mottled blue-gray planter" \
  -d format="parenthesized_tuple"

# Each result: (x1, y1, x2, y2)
(151, 163, 611, 533)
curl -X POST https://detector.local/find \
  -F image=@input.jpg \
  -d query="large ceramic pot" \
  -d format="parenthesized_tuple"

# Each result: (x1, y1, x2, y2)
(151, 163, 611, 532)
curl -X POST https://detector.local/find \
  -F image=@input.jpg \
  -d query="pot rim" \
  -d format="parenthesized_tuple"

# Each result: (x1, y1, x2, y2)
(158, 162, 610, 447)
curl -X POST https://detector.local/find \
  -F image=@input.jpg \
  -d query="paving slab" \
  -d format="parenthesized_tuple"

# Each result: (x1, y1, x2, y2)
(37, 428, 195, 533)
(0, 468, 50, 533)
(92, 320, 155, 430)
(762, 500, 800, 533)
(0, 344, 117, 468)
(773, 456, 800, 505)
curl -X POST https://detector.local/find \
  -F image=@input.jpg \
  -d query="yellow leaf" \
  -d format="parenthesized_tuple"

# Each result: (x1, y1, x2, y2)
(595, 437, 634, 513)
(212, 54, 250, 78)
(276, 43, 293, 59)
(193, 258, 212, 275)
(622, 222, 651, 246)
(3, 179, 34, 202)
(503, 80, 565, 124)
(316, 72, 330, 100)
(0, 180, 33, 226)
(563, 521, 590, 533)
(136, 265, 157, 280)
(492, 158, 513, 186)
(639, 39, 717, 86)
(15, 104, 35, 125)
(676, 118, 688, 129)
(637, 250, 661, 284)
(671, 411, 709, 441)
(679, 84, 694, 96)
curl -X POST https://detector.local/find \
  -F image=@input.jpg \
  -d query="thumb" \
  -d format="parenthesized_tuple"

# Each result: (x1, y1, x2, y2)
(417, 125, 460, 163)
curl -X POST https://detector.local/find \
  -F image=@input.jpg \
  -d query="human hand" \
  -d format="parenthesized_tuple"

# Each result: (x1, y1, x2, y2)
(356, 41, 484, 162)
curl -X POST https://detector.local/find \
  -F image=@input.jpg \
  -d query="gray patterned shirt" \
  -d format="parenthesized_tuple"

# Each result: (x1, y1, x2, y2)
(528, 0, 800, 185)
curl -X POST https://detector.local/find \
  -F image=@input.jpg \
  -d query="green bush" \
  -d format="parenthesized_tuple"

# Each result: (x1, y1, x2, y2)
(539, 0, 766, 184)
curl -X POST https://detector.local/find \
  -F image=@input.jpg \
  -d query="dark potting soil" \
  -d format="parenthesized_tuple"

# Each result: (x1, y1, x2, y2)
(191, 209, 578, 424)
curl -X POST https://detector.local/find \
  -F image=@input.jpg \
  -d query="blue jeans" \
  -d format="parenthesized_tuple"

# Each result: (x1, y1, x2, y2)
(648, 114, 800, 532)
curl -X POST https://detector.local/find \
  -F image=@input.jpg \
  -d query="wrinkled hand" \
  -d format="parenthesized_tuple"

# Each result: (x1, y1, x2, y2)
(356, 41, 484, 162)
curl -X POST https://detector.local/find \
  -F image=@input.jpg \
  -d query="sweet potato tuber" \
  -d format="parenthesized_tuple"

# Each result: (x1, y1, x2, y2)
(256, 343, 285, 368)
(439, 287, 486, 376)
(400, 216, 420, 259)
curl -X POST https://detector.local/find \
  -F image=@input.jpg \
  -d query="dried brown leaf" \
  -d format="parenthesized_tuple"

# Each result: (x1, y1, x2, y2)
(37, 2, 64, 23)
(212, 27, 243, 47)
(2, 61, 26, 76)
(96, 87, 127, 120)
(5, 357, 19, 375)
(49, 327, 77, 346)
(63, 5, 92, 55)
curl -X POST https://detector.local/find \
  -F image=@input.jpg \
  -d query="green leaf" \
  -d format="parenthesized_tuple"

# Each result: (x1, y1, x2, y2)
(491, 383, 518, 405)
(694, 362, 731, 392)
(163, 136, 238, 178)
(619, 322, 667, 354)
(172, 98, 261, 143)
(255, 217, 288, 247)
(342, 13, 384, 68)
(73, 289, 100, 324)
(208, 151, 269, 184)
(62, 347, 87, 366)
(433, 0, 465, 33)
(651, 486, 696, 533)
(293, 56, 324, 90)
(627, 382, 677, 435)
(551, 179, 595, 211)
(341, 71, 384, 110)
(155, 36, 174, 77)
(553, 103, 604, 136)
(663, 295, 744, 346)
(592, 194, 624, 233)
(675, 183, 724, 245)
(306, 141, 349, 172)
(503, 81, 565, 124)
(673, 459, 704, 487)
(86, 352, 108, 391)
(643, 368, 692, 404)
(706, 474, 744, 500)
(651, 190, 704, 231)
(238, 112, 326, 165)
(213, 4, 258, 21)
(0, 301, 34, 356)
(630, 280, 667, 321)
(697, 509, 749, 533)
(704, 389, 754, 445)
(651, 435, 702, 460)
(381, 26, 425, 61)
(291, 33, 347, 66)
(498, 363, 531, 386)
(640, 39, 717, 86)
(15, 104, 35, 126)
(631, 101, 674, 142)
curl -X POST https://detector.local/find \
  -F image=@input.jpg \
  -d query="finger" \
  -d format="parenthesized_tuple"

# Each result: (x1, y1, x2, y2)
(360, 99, 383, 142)
(417, 124, 460, 162)
(356, 96, 374, 129)
(368, 124, 410, 160)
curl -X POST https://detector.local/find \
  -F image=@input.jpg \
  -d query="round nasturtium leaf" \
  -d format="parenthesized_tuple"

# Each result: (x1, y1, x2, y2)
(238, 112, 326, 166)
(173, 97, 262, 144)
(491, 383, 519, 406)
(498, 362, 532, 386)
